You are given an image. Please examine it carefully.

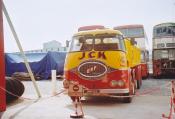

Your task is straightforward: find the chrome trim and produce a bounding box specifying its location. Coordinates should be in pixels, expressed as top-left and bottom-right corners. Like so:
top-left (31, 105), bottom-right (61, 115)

top-left (116, 68), bottom-right (130, 71)
top-left (99, 88), bottom-right (129, 94)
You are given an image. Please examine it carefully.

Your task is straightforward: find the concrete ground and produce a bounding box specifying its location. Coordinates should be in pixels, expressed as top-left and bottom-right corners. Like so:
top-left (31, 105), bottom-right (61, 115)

top-left (0, 78), bottom-right (173, 119)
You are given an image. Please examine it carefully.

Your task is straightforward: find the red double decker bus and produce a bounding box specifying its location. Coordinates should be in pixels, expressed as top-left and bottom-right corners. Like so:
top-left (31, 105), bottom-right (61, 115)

top-left (114, 25), bottom-right (149, 79)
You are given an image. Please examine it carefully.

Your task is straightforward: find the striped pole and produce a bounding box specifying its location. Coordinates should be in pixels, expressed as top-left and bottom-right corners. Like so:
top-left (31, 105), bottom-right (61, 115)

top-left (2, 1), bottom-right (41, 98)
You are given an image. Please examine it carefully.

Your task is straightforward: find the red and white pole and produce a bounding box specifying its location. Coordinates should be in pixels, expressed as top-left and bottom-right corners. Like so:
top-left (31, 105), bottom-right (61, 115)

top-left (0, 0), bottom-right (6, 112)
top-left (162, 81), bottom-right (175, 119)
top-left (171, 81), bottom-right (175, 114)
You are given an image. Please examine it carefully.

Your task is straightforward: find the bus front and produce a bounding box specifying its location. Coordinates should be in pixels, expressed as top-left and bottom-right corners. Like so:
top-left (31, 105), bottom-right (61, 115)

top-left (64, 29), bottom-right (134, 102)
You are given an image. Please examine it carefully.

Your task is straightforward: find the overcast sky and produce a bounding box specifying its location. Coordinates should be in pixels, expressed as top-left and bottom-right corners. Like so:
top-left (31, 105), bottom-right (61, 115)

top-left (3, 0), bottom-right (175, 52)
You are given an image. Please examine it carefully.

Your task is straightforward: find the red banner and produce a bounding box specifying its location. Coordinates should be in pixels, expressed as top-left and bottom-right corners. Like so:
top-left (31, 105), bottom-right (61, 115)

top-left (0, 0), bottom-right (6, 112)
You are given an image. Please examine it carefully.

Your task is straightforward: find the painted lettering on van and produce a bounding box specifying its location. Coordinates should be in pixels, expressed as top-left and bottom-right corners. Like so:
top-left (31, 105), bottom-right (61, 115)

top-left (79, 51), bottom-right (106, 60)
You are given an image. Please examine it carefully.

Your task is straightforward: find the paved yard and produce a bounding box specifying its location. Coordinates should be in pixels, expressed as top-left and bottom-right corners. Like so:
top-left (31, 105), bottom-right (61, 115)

top-left (0, 78), bottom-right (174, 119)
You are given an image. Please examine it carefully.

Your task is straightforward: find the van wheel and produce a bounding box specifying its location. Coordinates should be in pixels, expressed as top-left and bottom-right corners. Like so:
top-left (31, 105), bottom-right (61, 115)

top-left (154, 75), bottom-right (161, 79)
top-left (123, 82), bottom-right (134, 103)
top-left (134, 80), bottom-right (137, 90)
top-left (132, 81), bottom-right (136, 95)
top-left (123, 97), bottom-right (132, 103)
top-left (137, 80), bottom-right (141, 89)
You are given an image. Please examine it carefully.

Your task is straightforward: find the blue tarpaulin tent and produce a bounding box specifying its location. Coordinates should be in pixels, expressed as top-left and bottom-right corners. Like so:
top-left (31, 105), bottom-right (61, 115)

top-left (5, 52), bottom-right (67, 79)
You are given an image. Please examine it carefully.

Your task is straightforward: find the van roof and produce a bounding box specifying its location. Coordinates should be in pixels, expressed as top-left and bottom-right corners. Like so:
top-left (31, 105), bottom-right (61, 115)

top-left (74, 29), bottom-right (123, 36)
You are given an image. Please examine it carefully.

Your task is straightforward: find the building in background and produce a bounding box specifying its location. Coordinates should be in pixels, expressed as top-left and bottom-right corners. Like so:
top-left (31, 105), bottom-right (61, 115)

top-left (43, 40), bottom-right (65, 52)
top-left (15, 40), bottom-right (68, 53)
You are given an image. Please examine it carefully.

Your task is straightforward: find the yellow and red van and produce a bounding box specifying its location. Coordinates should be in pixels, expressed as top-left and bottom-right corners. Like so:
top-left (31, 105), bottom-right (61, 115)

top-left (63, 26), bottom-right (141, 103)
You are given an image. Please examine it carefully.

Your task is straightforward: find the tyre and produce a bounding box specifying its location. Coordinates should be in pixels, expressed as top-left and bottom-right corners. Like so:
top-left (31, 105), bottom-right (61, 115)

top-left (123, 97), bottom-right (132, 103)
top-left (123, 81), bottom-right (134, 103)
top-left (134, 80), bottom-right (137, 92)
top-left (6, 78), bottom-right (25, 102)
top-left (140, 78), bottom-right (142, 86)
top-left (153, 75), bottom-right (161, 79)
top-left (132, 82), bottom-right (136, 95)
top-left (137, 80), bottom-right (141, 89)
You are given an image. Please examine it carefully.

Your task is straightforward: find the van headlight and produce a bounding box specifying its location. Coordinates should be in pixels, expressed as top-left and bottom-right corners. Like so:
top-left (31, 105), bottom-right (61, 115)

top-left (117, 80), bottom-right (125, 87)
top-left (110, 80), bottom-right (125, 87)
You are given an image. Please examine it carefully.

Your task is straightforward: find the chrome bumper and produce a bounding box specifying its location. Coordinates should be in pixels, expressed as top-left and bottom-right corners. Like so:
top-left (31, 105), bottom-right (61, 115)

top-left (99, 88), bottom-right (130, 94)
top-left (84, 88), bottom-right (130, 95)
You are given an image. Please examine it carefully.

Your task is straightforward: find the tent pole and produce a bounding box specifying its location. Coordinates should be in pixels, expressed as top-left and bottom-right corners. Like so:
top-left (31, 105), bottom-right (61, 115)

top-left (2, 2), bottom-right (41, 98)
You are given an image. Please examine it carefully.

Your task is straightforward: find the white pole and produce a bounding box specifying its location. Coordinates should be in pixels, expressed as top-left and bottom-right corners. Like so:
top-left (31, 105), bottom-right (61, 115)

top-left (51, 70), bottom-right (57, 95)
top-left (2, 2), bottom-right (41, 98)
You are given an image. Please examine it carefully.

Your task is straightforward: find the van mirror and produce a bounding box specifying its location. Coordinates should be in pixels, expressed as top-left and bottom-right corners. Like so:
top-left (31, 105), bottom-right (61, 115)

top-left (130, 38), bottom-right (137, 45)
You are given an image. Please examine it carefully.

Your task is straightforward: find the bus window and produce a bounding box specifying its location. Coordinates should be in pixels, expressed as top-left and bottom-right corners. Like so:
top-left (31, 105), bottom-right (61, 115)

top-left (118, 28), bottom-right (144, 38)
top-left (154, 50), bottom-right (168, 60)
top-left (141, 51), bottom-right (149, 63)
top-left (95, 38), bottom-right (102, 44)
top-left (70, 36), bottom-right (93, 52)
top-left (146, 51), bottom-right (149, 62)
top-left (169, 49), bottom-right (175, 60)
top-left (163, 27), bottom-right (166, 33)
top-left (94, 35), bottom-right (125, 51)
top-left (161, 50), bottom-right (168, 59)
top-left (70, 34), bottom-right (125, 52)
top-left (169, 26), bottom-right (175, 36)
top-left (167, 28), bottom-right (172, 34)
top-left (154, 26), bottom-right (175, 37)
top-left (141, 51), bottom-right (145, 63)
